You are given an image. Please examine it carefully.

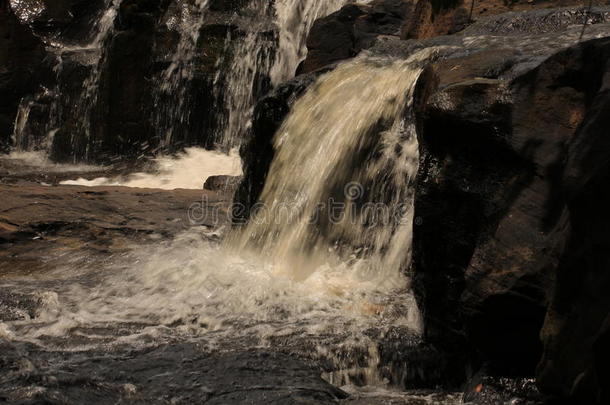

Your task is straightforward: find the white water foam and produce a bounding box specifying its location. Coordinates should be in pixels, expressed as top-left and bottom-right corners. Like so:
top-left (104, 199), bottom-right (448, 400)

top-left (60, 147), bottom-right (242, 190)
top-left (0, 151), bottom-right (101, 173)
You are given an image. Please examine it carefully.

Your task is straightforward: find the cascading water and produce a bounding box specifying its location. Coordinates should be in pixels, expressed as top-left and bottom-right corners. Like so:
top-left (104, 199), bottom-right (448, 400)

top-left (232, 50), bottom-right (434, 287)
top-left (211, 0), bottom-right (275, 150)
top-left (8, 0), bottom-right (350, 159)
top-left (153, 0), bottom-right (210, 148)
top-left (71, 0), bottom-right (123, 159)
top-left (10, 0), bottom-right (123, 160)
top-left (213, 0), bottom-right (349, 149)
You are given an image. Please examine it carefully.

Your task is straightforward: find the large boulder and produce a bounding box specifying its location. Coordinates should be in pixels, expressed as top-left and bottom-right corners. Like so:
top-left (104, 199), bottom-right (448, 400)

top-left (299, 0), bottom-right (413, 74)
top-left (412, 33), bottom-right (610, 402)
top-left (536, 46), bottom-right (610, 404)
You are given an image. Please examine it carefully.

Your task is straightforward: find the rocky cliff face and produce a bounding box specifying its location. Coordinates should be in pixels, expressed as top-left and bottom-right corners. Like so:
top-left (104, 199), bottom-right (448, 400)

top-left (414, 34), bottom-right (610, 401)
top-left (1, 0), bottom-right (268, 162)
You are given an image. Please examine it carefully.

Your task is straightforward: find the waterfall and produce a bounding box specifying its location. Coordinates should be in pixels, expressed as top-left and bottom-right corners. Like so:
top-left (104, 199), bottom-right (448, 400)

top-left (9, 0), bottom-right (352, 159)
top-left (211, 0), bottom-right (275, 150)
top-left (10, 0), bottom-right (123, 160)
top-left (1, 45), bottom-right (439, 389)
top-left (69, 0), bottom-right (123, 159)
top-left (233, 48), bottom-right (436, 287)
top-left (153, 0), bottom-right (210, 148)
top-left (213, 0), bottom-right (349, 149)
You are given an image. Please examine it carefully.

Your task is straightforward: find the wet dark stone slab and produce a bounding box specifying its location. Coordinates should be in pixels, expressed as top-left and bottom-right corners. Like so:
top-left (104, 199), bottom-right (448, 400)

top-left (0, 342), bottom-right (347, 404)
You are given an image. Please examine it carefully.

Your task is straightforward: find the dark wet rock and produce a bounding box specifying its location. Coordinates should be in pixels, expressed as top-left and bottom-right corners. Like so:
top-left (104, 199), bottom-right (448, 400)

top-left (0, 343), bottom-right (347, 404)
top-left (300, 0), bottom-right (413, 74)
top-left (209, 0), bottom-right (253, 12)
top-left (412, 36), bottom-right (610, 403)
top-left (204, 174), bottom-right (243, 193)
top-left (536, 46), bottom-right (610, 404)
top-left (22, 0), bottom-right (106, 41)
top-left (462, 6), bottom-right (610, 36)
top-left (462, 376), bottom-right (542, 404)
top-left (0, 0), bottom-right (47, 153)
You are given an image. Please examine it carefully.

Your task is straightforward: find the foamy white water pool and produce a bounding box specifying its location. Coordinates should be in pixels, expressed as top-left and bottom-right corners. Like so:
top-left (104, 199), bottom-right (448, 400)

top-left (60, 147), bottom-right (242, 190)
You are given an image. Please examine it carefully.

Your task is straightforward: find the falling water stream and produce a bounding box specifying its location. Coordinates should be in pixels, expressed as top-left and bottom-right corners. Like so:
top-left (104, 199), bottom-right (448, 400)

top-left (213, 0), bottom-right (350, 149)
top-left (11, 0), bottom-right (124, 159)
top-left (153, 0), bottom-right (211, 148)
top-left (3, 1), bottom-right (434, 394)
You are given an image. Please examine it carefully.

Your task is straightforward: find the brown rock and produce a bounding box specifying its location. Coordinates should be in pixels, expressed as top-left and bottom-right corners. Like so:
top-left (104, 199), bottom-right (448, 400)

top-left (413, 36), bottom-right (610, 402)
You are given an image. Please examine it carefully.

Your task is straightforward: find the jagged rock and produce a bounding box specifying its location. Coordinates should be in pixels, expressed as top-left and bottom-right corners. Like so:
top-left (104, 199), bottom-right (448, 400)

top-left (413, 36), bottom-right (610, 404)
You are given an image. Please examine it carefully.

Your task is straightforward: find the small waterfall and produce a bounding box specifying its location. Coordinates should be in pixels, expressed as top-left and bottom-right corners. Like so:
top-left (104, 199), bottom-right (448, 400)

top-left (9, 0), bottom-right (352, 159)
top-left (10, 0), bottom-right (123, 160)
top-left (69, 0), bottom-right (123, 159)
top-left (234, 48), bottom-right (437, 287)
top-left (11, 98), bottom-right (36, 151)
top-left (213, 0), bottom-right (349, 149)
top-left (153, 0), bottom-right (210, 148)
top-left (212, 0), bottom-right (275, 150)
top-left (2, 37), bottom-right (440, 389)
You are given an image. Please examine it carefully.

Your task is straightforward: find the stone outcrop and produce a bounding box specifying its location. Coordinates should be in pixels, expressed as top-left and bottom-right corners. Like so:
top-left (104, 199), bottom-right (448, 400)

top-left (299, 0), bottom-right (414, 74)
top-left (413, 34), bottom-right (610, 402)
top-left (536, 45), bottom-right (610, 404)
top-left (203, 174), bottom-right (242, 193)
